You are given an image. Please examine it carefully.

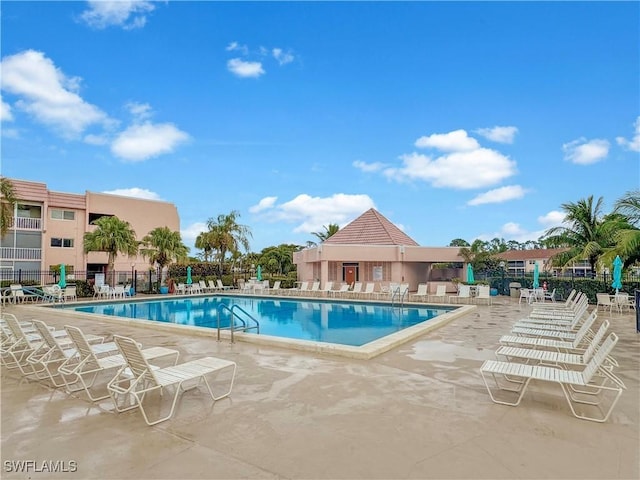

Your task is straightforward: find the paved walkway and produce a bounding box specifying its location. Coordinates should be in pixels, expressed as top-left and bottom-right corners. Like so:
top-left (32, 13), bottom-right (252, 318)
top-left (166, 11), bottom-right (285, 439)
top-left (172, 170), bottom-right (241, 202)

top-left (2, 297), bottom-right (639, 479)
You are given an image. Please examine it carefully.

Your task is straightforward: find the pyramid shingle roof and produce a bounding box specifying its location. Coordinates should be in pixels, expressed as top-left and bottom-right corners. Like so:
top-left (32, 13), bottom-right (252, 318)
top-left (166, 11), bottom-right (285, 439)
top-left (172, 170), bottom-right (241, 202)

top-left (324, 208), bottom-right (419, 246)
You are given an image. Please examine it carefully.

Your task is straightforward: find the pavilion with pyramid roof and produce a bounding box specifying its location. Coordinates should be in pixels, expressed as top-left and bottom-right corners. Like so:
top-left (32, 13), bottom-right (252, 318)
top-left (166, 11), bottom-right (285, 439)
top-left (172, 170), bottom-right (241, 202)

top-left (293, 208), bottom-right (465, 293)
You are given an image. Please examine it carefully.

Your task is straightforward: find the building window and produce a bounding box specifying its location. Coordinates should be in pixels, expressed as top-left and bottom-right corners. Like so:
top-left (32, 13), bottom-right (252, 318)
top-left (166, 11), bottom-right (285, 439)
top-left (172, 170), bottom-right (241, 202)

top-left (50, 238), bottom-right (74, 248)
top-left (16, 203), bottom-right (42, 219)
top-left (88, 213), bottom-right (113, 224)
top-left (51, 209), bottom-right (76, 220)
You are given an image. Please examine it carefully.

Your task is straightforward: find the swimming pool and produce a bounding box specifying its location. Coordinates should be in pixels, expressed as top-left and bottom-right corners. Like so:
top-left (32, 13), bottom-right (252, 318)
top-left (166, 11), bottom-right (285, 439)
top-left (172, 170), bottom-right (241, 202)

top-left (67, 295), bottom-right (457, 347)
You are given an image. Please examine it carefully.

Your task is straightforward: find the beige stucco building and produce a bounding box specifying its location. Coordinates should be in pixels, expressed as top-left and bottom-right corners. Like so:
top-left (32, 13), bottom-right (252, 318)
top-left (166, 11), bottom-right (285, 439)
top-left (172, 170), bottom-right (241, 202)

top-left (1, 178), bottom-right (180, 281)
top-left (293, 209), bottom-right (467, 293)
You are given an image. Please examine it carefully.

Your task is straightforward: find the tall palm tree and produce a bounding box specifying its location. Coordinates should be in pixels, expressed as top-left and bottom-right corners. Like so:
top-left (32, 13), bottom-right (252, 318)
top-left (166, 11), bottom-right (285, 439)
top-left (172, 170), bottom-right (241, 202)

top-left (83, 216), bottom-right (139, 284)
top-left (140, 227), bottom-right (189, 280)
top-left (195, 230), bottom-right (214, 262)
top-left (610, 189), bottom-right (640, 265)
top-left (204, 210), bottom-right (252, 276)
top-left (311, 223), bottom-right (339, 244)
top-left (0, 177), bottom-right (17, 237)
top-left (541, 195), bottom-right (621, 274)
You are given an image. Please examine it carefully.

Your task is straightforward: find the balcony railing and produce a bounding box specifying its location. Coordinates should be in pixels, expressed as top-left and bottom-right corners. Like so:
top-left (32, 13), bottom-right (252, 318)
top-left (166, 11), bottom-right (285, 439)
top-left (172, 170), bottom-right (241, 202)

top-left (0, 247), bottom-right (42, 260)
top-left (10, 217), bottom-right (43, 231)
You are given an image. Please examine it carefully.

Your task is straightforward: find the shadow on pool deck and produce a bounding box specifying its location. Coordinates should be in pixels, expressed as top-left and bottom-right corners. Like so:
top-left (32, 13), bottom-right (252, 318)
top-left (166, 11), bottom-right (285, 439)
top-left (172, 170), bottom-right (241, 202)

top-left (2, 297), bottom-right (639, 479)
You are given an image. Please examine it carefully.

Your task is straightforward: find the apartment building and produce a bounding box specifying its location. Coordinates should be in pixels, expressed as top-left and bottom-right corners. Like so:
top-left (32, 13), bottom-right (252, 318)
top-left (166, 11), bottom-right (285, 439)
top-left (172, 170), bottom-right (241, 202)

top-left (1, 178), bottom-right (180, 280)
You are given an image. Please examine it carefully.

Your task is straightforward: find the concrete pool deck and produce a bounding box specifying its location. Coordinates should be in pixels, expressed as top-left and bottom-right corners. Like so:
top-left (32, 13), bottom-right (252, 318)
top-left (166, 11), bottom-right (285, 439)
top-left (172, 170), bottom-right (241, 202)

top-left (2, 296), bottom-right (639, 479)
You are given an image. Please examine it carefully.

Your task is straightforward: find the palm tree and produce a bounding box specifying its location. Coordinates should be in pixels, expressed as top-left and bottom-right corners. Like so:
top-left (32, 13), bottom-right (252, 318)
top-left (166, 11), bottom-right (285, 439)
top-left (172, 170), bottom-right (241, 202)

top-left (195, 230), bottom-right (214, 262)
top-left (83, 216), bottom-right (139, 284)
top-left (0, 177), bottom-right (17, 237)
top-left (610, 189), bottom-right (640, 265)
top-left (311, 223), bottom-right (339, 244)
top-left (541, 195), bottom-right (622, 274)
top-left (204, 210), bottom-right (252, 276)
top-left (140, 227), bottom-right (189, 285)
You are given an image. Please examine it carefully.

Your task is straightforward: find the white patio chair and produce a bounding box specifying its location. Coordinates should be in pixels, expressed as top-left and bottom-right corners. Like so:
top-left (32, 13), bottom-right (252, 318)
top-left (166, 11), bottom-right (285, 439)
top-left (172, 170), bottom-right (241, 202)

top-left (63, 286), bottom-right (77, 302)
top-left (319, 281), bottom-right (334, 297)
top-left (596, 293), bottom-right (615, 313)
top-left (59, 326), bottom-right (180, 403)
top-left (410, 283), bottom-right (428, 302)
top-left (475, 285), bottom-right (492, 305)
top-left (449, 284), bottom-right (471, 304)
top-left (331, 283), bottom-right (350, 298)
top-left (518, 288), bottom-right (532, 304)
top-left (26, 319), bottom-right (111, 387)
top-left (107, 335), bottom-right (236, 425)
top-left (481, 332), bottom-right (624, 423)
top-left (427, 284), bottom-right (447, 303)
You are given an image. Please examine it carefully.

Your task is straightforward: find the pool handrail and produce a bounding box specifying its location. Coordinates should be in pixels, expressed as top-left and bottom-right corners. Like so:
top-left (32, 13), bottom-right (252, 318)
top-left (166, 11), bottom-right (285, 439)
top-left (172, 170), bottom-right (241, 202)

top-left (216, 303), bottom-right (260, 343)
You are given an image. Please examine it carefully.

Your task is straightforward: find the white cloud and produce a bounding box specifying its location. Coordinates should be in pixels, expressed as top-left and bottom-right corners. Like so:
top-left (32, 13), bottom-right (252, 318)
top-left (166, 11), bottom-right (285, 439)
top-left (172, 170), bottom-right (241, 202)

top-left (181, 221), bottom-right (208, 246)
top-left (616, 116), bottom-right (640, 152)
top-left (1, 98), bottom-right (13, 122)
top-left (84, 133), bottom-right (109, 145)
top-left (80, 0), bottom-right (155, 30)
top-left (353, 160), bottom-right (386, 173)
top-left (562, 137), bottom-right (610, 165)
top-left (111, 122), bottom-right (190, 161)
top-left (272, 48), bottom-right (294, 65)
top-left (126, 101), bottom-right (153, 121)
top-left (415, 129), bottom-right (480, 152)
top-left (477, 222), bottom-right (545, 244)
top-left (226, 42), bottom-right (249, 55)
top-left (249, 196), bottom-right (278, 213)
top-left (254, 193), bottom-right (376, 234)
top-left (227, 58), bottom-right (265, 78)
top-left (102, 187), bottom-right (162, 200)
top-left (467, 185), bottom-right (527, 206)
top-left (475, 126), bottom-right (518, 144)
top-left (537, 210), bottom-right (565, 228)
top-left (0, 50), bottom-right (109, 138)
top-left (479, 210), bottom-right (566, 244)
top-left (384, 148), bottom-right (516, 189)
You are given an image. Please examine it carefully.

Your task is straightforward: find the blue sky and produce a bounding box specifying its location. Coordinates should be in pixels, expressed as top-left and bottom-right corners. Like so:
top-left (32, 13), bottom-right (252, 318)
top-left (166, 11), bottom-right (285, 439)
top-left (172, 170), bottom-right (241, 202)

top-left (2, 1), bottom-right (639, 255)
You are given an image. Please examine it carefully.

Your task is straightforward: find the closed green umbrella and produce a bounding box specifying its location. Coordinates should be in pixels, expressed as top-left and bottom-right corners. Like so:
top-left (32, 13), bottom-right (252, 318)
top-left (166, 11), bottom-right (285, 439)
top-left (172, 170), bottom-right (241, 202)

top-left (532, 262), bottom-right (539, 289)
top-left (466, 263), bottom-right (474, 284)
top-left (186, 266), bottom-right (192, 285)
top-left (611, 255), bottom-right (623, 293)
top-left (257, 265), bottom-right (262, 282)
top-left (58, 264), bottom-right (66, 288)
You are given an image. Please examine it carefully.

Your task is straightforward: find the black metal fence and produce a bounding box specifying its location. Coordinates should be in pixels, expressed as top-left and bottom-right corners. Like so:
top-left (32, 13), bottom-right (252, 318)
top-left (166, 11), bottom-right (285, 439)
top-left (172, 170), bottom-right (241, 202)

top-left (0, 269), bottom-right (162, 294)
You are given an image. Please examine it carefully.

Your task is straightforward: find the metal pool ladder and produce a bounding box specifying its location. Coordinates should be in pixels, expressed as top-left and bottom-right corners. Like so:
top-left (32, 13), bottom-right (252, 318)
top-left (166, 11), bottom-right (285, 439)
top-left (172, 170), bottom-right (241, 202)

top-left (390, 284), bottom-right (408, 310)
top-left (216, 304), bottom-right (260, 343)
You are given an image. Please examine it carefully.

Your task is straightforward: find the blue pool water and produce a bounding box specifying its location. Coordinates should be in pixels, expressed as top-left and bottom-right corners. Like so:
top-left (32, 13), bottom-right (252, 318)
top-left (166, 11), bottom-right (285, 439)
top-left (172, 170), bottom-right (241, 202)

top-left (67, 296), bottom-right (455, 347)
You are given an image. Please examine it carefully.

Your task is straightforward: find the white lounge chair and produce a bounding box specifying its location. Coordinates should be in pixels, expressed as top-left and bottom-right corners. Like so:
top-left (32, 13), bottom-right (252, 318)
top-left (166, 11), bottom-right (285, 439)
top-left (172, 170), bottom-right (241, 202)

top-left (481, 332), bottom-right (624, 422)
top-left (495, 319), bottom-right (617, 371)
top-left (428, 284), bottom-right (447, 303)
top-left (107, 335), bottom-right (236, 425)
top-left (349, 282), bottom-right (363, 299)
top-left (359, 282), bottom-right (375, 299)
top-left (319, 281), bottom-right (334, 297)
top-left (1, 315), bottom-right (69, 375)
top-left (270, 280), bottom-right (282, 294)
top-left (59, 325), bottom-right (180, 403)
top-left (27, 319), bottom-right (113, 387)
top-left (449, 284), bottom-right (471, 304)
top-left (475, 285), bottom-right (492, 305)
top-left (308, 281), bottom-right (320, 296)
top-left (410, 283), bottom-right (428, 302)
top-left (331, 283), bottom-right (350, 298)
